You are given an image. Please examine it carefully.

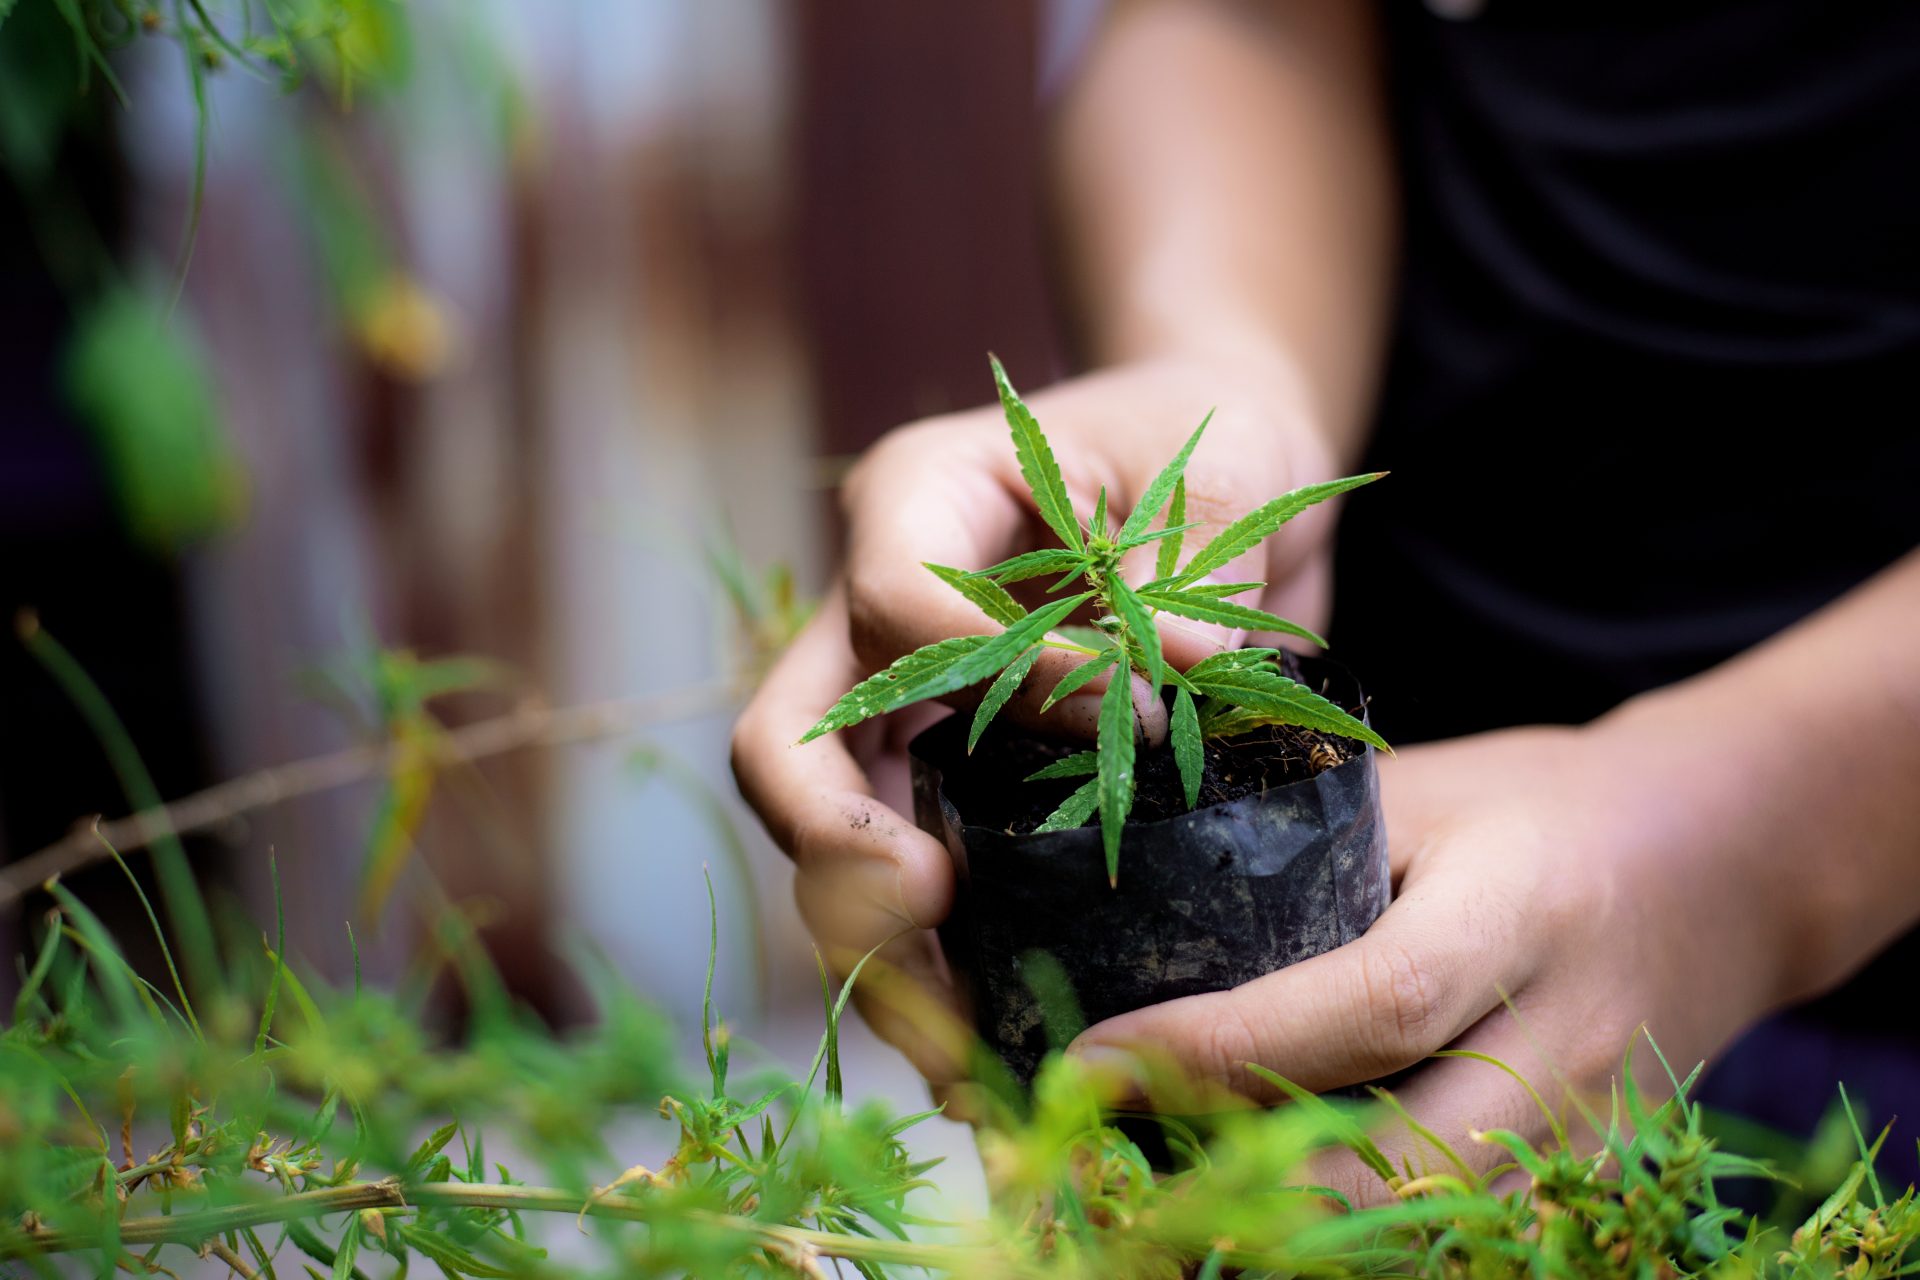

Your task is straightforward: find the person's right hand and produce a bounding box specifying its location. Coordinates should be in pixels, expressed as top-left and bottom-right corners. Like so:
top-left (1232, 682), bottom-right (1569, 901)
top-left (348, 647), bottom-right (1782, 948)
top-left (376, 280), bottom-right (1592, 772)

top-left (730, 355), bottom-right (1352, 1085)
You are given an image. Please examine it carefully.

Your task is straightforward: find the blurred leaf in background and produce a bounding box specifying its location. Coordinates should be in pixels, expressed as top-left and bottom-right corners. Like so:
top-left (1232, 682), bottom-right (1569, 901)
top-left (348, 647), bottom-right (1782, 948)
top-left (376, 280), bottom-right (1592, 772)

top-left (63, 283), bottom-right (247, 552)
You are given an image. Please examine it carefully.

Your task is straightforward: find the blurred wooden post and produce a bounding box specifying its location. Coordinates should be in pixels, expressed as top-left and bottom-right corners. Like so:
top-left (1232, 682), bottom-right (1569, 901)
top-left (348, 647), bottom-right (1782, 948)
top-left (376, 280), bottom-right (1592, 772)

top-left (791, 0), bottom-right (1064, 465)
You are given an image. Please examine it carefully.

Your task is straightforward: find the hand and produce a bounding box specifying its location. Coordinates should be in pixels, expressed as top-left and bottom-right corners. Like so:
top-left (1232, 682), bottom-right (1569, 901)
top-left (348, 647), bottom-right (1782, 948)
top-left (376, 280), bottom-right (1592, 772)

top-left (1069, 713), bottom-right (1819, 1203)
top-left (731, 355), bottom-right (1347, 1083)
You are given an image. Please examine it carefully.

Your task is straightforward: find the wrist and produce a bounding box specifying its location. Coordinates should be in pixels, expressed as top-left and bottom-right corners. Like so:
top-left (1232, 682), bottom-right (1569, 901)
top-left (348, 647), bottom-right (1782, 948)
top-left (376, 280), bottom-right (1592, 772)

top-left (1586, 685), bottom-right (1862, 1011)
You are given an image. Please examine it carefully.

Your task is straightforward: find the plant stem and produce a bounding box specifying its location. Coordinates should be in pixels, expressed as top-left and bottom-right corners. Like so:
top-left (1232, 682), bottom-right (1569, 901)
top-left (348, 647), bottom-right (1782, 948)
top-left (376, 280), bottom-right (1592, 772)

top-left (1, 684), bottom-right (738, 906)
top-left (8, 1179), bottom-right (990, 1273)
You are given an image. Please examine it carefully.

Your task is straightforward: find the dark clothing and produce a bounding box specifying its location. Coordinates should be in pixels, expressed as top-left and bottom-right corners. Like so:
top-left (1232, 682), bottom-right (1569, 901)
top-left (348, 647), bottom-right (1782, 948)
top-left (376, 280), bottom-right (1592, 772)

top-left (1331, 0), bottom-right (1920, 1174)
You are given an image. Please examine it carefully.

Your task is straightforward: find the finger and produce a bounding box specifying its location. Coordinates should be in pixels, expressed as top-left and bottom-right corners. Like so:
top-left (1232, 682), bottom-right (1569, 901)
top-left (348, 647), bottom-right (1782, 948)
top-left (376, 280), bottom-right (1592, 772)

top-left (734, 589), bottom-right (955, 913)
top-left (1298, 1021), bottom-right (1558, 1208)
top-left (1067, 876), bottom-right (1532, 1098)
top-left (843, 420), bottom-right (1167, 741)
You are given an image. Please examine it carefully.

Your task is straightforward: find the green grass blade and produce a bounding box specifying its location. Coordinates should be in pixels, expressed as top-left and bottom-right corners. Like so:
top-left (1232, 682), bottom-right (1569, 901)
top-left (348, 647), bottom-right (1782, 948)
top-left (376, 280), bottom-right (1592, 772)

top-left (702, 867), bottom-right (727, 1098)
top-left (990, 355), bottom-right (1083, 552)
top-left (20, 617), bottom-right (220, 999)
top-left (254, 854), bottom-right (286, 1058)
top-left (12, 916), bottom-right (63, 1025)
top-left (93, 829), bottom-right (201, 1039)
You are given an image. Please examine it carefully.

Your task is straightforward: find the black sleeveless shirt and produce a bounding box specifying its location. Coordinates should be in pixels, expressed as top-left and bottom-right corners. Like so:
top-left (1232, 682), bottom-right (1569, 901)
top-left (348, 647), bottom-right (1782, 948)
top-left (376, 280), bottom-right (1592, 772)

top-left (1329, 0), bottom-right (1920, 1163)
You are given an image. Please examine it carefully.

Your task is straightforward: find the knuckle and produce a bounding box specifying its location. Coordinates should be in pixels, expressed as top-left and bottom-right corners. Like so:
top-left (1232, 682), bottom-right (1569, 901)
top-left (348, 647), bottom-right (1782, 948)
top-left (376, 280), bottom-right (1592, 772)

top-left (843, 570), bottom-right (901, 673)
top-left (1354, 939), bottom-right (1448, 1067)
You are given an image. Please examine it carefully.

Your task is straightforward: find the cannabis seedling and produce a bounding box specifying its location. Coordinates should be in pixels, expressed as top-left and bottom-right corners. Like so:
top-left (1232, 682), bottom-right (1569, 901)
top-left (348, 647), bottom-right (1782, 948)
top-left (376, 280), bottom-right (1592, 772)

top-left (803, 358), bottom-right (1388, 883)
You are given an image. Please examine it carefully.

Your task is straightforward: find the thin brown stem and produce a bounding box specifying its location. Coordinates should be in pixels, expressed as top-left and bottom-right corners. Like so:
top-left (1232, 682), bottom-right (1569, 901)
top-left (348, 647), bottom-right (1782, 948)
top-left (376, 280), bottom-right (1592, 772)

top-left (9, 1179), bottom-right (991, 1273)
top-left (1, 685), bottom-right (736, 907)
top-left (204, 1240), bottom-right (258, 1280)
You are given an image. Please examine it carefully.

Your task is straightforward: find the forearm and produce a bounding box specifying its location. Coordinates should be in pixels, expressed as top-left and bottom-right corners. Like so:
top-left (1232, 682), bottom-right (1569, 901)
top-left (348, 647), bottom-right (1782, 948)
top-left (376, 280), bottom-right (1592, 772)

top-left (1596, 548), bottom-right (1920, 1007)
top-left (1050, 0), bottom-right (1396, 467)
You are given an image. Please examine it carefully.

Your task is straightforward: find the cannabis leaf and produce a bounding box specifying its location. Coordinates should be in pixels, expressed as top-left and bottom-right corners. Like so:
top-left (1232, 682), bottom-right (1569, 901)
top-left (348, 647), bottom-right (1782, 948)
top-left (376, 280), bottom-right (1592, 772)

top-left (969, 645), bottom-right (1040, 751)
top-left (1096, 663), bottom-right (1136, 885)
top-left (1035, 778), bottom-right (1100, 833)
top-left (1171, 472), bottom-right (1386, 585)
top-left (968, 548), bottom-right (1089, 585)
top-left (1136, 589), bottom-right (1327, 648)
top-left (1171, 687), bottom-right (1203, 810)
top-left (1184, 667), bottom-right (1388, 753)
top-left (924, 562), bottom-right (1028, 627)
top-left (813, 359), bottom-right (1389, 882)
top-left (1025, 751), bottom-right (1098, 781)
top-left (1041, 649), bottom-right (1119, 713)
top-left (800, 593), bottom-right (1091, 742)
top-left (1109, 578), bottom-right (1164, 693)
top-left (990, 354), bottom-right (1083, 554)
top-left (1117, 411), bottom-right (1211, 544)
top-left (1155, 476), bottom-right (1188, 580)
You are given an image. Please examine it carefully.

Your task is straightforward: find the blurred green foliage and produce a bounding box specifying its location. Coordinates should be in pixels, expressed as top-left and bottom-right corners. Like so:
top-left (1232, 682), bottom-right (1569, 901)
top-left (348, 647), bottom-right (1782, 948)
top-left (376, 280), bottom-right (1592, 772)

top-left (8, 627), bottom-right (1920, 1278)
top-left (64, 284), bottom-right (247, 550)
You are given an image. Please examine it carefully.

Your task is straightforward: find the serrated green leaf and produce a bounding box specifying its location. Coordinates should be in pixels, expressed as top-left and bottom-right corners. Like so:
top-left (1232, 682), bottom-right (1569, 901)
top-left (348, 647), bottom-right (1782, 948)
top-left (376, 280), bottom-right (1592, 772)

top-left (332, 1216), bottom-right (362, 1280)
top-left (802, 635), bottom-right (990, 742)
top-left (968, 645), bottom-right (1040, 752)
top-left (400, 1227), bottom-right (517, 1280)
top-left (1156, 476), bottom-right (1187, 580)
top-left (1025, 751), bottom-right (1098, 782)
top-left (968, 547), bottom-right (1089, 585)
top-left (1109, 578), bottom-right (1163, 692)
top-left (924, 562), bottom-right (1027, 626)
top-left (1040, 649), bottom-right (1119, 713)
top-left (1034, 777), bottom-right (1100, 833)
top-left (1187, 669), bottom-right (1389, 752)
top-left (1172, 687), bottom-right (1203, 810)
top-left (1119, 411), bottom-right (1211, 543)
top-left (1054, 624), bottom-right (1108, 650)
top-left (1090, 484), bottom-right (1109, 541)
top-left (990, 355), bottom-right (1082, 552)
top-left (1097, 664), bottom-right (1136, 885)
top-left (1186, 648), bottom-right (1283, 683)
top-left (1179, 579), bottom-right (1264, 599)
top-left (800, 593), bottom-right (1090, 742)
top-left (1116, 520), bottom-right (1201, 551)
top-left (1137, 589), bottom-right (1327, 648)
top-left (1175, 472), bottom-right (1386, 584)
top-left (405, 1121), bottom-right (459, 1175)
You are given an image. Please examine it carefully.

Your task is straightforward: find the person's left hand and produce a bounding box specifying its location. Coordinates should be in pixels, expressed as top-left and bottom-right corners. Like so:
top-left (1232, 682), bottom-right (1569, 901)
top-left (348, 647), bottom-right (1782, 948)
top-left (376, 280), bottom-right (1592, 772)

top-left (1068, 712), bottom-right (1815, 1204)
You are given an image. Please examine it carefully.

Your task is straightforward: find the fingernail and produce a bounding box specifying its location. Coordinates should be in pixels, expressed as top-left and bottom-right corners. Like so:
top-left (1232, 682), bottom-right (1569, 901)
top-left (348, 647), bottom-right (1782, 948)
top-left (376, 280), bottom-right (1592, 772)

top-left (1066, 1042), bottom-right (1146, 1104)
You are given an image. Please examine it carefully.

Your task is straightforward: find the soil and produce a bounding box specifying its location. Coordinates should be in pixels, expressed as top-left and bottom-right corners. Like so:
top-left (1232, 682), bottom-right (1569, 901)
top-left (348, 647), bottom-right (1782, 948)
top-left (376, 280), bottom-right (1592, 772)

top-left (943, 656), bottom-right (1367, 835)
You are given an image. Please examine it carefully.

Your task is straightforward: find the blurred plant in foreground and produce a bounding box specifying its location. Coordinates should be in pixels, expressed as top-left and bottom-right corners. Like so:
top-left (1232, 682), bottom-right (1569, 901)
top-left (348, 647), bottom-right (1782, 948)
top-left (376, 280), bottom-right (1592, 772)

top-left (5, 630), bottom-right (1920, 1277)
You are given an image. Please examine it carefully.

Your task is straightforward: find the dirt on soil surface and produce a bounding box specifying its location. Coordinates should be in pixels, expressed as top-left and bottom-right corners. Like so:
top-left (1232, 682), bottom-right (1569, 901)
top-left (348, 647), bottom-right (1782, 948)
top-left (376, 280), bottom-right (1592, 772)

top-left (943, 657), bottom-right (1366, 835)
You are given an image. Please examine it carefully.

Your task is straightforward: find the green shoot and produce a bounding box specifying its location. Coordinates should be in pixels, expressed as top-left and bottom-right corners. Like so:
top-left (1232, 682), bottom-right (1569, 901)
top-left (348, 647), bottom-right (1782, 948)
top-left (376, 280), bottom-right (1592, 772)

top-left (804, 358), bottom-right (1389, 878)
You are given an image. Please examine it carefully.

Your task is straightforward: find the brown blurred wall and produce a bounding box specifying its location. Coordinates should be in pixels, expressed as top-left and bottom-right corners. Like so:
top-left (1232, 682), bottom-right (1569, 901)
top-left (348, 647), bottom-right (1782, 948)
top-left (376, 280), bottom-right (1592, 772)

top-left (792, 0), bottom-right (1066, 463)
